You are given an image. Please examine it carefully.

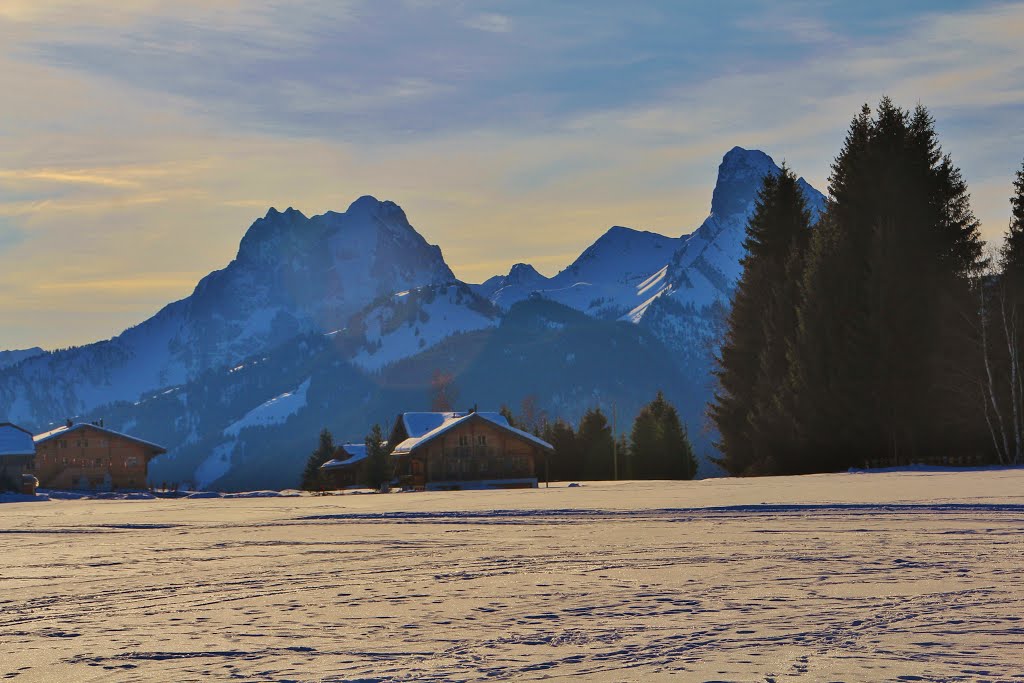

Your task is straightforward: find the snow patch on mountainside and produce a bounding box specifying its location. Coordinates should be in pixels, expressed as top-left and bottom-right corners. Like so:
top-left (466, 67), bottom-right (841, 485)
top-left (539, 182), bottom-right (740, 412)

top-left (194, 442), bottom-right (235, 490)
top-left (352, 284), bottom-right (500, 371)
top-left (223, 377), bottom-right (311, 436)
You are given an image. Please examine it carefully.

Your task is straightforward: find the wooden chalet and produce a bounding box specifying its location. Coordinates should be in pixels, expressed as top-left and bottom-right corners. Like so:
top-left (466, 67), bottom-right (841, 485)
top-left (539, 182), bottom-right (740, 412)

top-left (320, 443), bottom-right (371, 489)
top-left (389, 411), bottom-right (553, 491)
top-left (0, 423), bottom-right (36, 492)
top-left (33, 421), bottom-right (166, 491)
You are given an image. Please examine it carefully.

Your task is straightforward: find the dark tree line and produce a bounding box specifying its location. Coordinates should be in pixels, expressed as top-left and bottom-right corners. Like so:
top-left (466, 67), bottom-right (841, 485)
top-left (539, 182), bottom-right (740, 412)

top-left (540, 393), bottom-right (697, 481)
top-left (711, 97), bottom-right (1022, 475)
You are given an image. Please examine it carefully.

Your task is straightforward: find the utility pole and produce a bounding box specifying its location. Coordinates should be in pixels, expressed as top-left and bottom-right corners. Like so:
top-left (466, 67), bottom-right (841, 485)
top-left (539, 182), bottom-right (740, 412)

top-left (612, 402), bottom-right (618, 481)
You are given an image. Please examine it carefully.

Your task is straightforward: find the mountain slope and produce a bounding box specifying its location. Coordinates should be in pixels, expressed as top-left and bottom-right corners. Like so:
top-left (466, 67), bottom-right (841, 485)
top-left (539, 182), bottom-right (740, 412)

top-left (0, 348), bottom-right (44, 370)
top-left (123, 299), bottom-right (709, 490)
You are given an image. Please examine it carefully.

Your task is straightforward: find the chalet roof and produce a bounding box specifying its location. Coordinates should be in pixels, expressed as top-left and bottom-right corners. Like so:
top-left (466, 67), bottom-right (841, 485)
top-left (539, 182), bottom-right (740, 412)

top-left (400, 412), bottom-right (465, 438)
top-left (321, 443), bottom-right (369, 471)
top-left (392, 411), bottom-right (554, 455)
top-left (33, 423), bottom-right (167, 455)
top-left (0, 423), bottom-right (36, 457)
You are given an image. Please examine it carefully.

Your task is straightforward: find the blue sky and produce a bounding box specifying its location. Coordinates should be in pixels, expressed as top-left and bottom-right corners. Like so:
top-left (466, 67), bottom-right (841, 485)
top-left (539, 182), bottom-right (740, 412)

top-left (1, 1), bottom-right (1023, 349)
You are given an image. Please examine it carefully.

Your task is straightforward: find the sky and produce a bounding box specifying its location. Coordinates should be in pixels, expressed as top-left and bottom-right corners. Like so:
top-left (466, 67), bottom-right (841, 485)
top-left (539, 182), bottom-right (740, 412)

top-left (1, 1), bottom-right (1023, 350)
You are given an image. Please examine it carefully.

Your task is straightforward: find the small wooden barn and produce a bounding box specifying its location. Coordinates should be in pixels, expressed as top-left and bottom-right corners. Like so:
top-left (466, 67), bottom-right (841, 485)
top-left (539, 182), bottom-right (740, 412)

top-left (33, 422), bottom-right (166, 491)
top-left (0, 423), bottom-right (36, 492)
top-left (320, 443), bottom-right (370, 488)
top-left (389, 411), bottom-right (553, 491)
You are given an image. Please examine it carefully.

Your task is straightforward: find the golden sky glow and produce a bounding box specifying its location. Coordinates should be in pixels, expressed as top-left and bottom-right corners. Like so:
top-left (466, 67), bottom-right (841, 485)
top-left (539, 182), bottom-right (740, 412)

top-left (1, 1), bottom-right (1023, 349)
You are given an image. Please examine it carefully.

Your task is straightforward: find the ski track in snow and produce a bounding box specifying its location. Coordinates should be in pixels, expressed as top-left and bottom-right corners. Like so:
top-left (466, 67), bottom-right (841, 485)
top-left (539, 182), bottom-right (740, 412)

top-left (1, 472), bottom-right (1023, 682)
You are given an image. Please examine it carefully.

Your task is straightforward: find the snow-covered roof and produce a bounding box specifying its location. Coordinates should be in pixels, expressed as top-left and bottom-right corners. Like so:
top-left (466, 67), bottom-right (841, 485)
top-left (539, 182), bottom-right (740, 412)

top-left (392, 411), bottom-right (553, 455)
top-left (321, 443), bottom-right (369, 470)
top-left (0, 423), bottom-right (35, 457)
top-left (400, 412), bottom-right (464, 438)
top-left (33, 423), bottom-right (167, 454)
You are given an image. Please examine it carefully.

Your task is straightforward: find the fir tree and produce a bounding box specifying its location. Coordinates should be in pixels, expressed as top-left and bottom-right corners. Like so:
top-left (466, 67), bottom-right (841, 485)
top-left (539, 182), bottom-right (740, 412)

top-left (301, 428), bottom-right (336, 491)
top-left (543, 419), bottom-right (580, 481)
top-left (577, 408), bottom-right (614, 480)
top-left (1003, 159), bottom-right (1024, 294)
top-left (710, 166), bottom-right (812, 475)
top-left (629, 397), bottom-right (661, 478)
top-left (364, 424), bottom-right (390, 491)
top-left (631, 392), bottom-right (697, 479)
top-left (791, 98), bottom-right (987, 470)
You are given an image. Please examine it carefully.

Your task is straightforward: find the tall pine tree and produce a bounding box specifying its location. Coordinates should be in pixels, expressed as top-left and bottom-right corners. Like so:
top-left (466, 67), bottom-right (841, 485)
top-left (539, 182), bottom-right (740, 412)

top-left (577, 408), bottom-right (614, 480)
top-left (631, 391), bottom-right (697, 479)
top-left (710, 166), bottom-right (813, 475)
top-left (301, 429), bottom-right (336, 491)
top-left (1003, 159), bottom-right (1024, 293)
top-left (542, 419), bottom-right (580, 481)
top-left (364, 424), bottom-right (390, 490)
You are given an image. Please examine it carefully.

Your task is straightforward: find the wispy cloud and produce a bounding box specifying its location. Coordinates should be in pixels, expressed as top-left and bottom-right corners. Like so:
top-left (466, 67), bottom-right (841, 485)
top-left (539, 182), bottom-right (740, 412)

top-left (0, 1), bottom-right (1022, 349)
top-left (0, 169), bottom-right (141, 189)
top-left (464, 13), bottom-right (512, 33)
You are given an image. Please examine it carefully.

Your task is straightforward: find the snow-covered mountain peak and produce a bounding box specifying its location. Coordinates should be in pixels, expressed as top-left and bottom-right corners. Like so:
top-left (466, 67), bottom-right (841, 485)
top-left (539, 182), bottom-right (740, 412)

top-left (562, 226), bottom-right (678, 279)
top-left (710, 147), bottom-right (780, 221)
top-left (343, 195), bottom-right (409, 228)
top-left (656, 147), bottom-right (827, 316)
top-left (505, 263), bottom-right (547, 286)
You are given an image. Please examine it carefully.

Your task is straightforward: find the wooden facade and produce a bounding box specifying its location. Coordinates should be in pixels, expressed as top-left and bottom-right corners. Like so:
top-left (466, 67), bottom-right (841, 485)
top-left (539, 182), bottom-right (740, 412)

top-left (32, 423), bottom-right (166, 491)
top-left (390, 412), bottom-right (553, 491)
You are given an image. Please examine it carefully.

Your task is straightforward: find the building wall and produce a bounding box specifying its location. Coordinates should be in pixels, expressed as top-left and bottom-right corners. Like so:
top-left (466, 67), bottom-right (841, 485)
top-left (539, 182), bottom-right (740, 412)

top-left (0, 454), bottom-right (34, 490)
top-left (33, 427), bottom-right (154, 490)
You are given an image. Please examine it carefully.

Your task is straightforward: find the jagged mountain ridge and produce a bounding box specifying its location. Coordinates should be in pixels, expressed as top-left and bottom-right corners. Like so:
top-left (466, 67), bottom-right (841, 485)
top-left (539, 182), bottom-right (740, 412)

top-left (0, 196), bottom-right (455, 427)
top-left (475, 147), bottom-right (826, 324)
top-left (3, 146), bottom-right (827, 488)
top-left (0, 348), bottom-right (44, 370)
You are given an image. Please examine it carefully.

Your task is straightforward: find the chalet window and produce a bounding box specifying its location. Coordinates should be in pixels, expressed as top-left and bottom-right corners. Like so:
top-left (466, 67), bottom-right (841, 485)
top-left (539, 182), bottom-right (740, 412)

top-left (83, 440), bottom-right (89, 447)
top-left (95, 458), bottom-right (102, 467)
top-left (126, 457), bottom-right (139, 467)
top-left (458, 435), bottom-right (469, 447)
top-left (62, 458), bottom-right (68, 466)
top-left (476, 435), bottom-right (487, 446)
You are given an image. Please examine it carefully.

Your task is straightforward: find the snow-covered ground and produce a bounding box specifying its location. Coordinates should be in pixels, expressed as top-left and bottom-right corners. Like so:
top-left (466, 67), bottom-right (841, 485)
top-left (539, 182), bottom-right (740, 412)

top-left (2, 470), bottom-right (1022, 681)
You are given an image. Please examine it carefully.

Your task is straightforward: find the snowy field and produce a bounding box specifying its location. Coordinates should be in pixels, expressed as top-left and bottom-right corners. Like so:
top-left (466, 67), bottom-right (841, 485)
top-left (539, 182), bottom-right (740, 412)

top-left (2, 471), bottom-right (1023, 682)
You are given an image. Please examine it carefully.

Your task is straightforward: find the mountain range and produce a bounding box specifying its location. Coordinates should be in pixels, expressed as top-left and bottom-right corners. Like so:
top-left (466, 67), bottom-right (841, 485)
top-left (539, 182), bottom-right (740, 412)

top-left (0, 147), bottom-right (826, 489)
